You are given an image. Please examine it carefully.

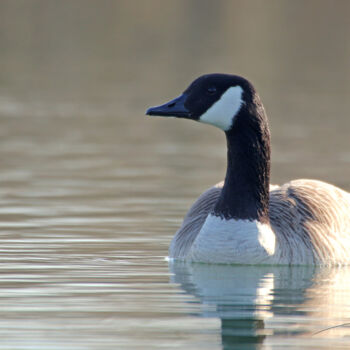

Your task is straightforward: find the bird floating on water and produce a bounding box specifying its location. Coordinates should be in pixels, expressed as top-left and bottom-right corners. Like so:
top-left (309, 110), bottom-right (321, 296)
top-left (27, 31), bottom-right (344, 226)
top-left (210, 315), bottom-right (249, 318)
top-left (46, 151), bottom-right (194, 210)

top-left (146, 74), bottom-right (350, 265)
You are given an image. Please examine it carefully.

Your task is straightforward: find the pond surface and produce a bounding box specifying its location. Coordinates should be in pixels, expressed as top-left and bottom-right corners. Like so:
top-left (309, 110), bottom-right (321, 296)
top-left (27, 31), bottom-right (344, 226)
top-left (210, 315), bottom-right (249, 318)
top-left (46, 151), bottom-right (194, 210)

top-left (0, 1), bottom-right (350, 349)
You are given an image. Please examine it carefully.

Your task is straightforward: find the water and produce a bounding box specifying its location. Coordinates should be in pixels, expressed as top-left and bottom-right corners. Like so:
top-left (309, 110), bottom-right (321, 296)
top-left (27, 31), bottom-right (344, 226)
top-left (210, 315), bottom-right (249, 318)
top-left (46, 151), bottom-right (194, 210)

top-left (0, 1), bottom-right (349, 349)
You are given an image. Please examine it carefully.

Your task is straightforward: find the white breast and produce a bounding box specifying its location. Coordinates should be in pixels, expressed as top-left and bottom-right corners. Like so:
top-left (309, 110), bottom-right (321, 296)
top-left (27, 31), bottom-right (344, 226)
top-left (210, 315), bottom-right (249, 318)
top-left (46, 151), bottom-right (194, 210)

top-left (188, 214), bottom-right (280, 264)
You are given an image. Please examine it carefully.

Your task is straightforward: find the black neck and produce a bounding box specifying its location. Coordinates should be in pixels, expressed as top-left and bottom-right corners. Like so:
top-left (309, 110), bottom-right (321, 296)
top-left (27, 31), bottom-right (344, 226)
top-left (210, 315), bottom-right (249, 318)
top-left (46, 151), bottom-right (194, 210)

top-left (213, 106), bottom-right (271, 223)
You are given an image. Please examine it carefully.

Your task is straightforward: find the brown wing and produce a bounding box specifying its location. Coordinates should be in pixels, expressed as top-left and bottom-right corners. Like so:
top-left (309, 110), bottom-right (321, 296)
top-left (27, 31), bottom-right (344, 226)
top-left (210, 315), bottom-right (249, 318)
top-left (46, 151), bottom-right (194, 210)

top-left (269, 179), bottom-right (350, 264)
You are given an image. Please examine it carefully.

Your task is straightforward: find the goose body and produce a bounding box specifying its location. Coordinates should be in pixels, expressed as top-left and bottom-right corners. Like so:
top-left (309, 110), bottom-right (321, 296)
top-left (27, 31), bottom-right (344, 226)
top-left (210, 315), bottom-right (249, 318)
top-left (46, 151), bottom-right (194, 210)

top-left (146, 74), bottom-right (350, 265)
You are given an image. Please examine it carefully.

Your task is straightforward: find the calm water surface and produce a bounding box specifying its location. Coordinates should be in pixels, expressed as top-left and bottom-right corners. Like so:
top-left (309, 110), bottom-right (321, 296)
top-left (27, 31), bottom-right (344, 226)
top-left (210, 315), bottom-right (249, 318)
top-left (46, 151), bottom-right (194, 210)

top-left (0, 1), bottom-right (350, 349)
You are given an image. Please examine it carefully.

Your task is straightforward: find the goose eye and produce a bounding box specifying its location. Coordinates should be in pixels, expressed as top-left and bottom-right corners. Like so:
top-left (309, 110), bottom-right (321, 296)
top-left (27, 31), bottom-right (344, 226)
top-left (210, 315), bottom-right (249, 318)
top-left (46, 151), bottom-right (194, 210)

top-left (207, 87), bottom-right (217, 95)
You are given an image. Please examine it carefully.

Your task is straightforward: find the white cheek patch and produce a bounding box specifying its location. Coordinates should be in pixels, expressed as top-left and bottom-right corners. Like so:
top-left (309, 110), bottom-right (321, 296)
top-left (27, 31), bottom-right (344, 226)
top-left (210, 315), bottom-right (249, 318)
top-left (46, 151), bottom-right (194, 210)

top-left (199, 86), bottom-right (243, 131)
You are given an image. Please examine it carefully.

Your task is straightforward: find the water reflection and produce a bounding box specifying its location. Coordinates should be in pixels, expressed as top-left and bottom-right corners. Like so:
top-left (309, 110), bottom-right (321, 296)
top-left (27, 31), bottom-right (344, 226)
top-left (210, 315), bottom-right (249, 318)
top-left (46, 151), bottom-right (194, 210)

top-left (170, 262), bottom-right (350, 349)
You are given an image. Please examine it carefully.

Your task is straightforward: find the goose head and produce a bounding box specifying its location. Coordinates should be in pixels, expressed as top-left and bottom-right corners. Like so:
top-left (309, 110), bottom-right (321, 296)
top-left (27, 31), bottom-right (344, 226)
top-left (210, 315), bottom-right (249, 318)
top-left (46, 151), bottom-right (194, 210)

top-left (146, 73), bottom-right (264, 132)
top-left (146, 74), bottom-right (271, 223)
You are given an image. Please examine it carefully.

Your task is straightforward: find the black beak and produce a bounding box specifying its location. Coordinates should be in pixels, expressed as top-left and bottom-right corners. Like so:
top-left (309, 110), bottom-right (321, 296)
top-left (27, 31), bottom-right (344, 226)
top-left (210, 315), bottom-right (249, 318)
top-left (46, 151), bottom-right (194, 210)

top-left (146, 94), bottom-right (191, 118)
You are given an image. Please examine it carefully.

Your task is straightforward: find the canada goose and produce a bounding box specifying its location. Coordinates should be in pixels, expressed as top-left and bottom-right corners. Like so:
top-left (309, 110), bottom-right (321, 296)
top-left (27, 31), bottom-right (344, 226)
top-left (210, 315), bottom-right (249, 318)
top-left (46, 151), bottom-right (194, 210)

top-left (146, 74), bottom-right (350, 265)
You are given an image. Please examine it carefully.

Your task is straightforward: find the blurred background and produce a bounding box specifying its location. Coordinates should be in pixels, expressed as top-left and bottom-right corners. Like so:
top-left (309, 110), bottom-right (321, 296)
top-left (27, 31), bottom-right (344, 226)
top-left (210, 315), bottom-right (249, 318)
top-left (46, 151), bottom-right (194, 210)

top-left (0, 1), bottom-right (349, 349)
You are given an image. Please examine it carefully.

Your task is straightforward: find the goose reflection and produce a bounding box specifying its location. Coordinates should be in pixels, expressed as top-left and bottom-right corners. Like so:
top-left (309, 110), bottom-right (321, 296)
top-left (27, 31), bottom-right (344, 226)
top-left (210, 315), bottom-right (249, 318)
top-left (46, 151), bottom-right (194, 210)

top-left (169, 261), bottom-right (350, 349)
